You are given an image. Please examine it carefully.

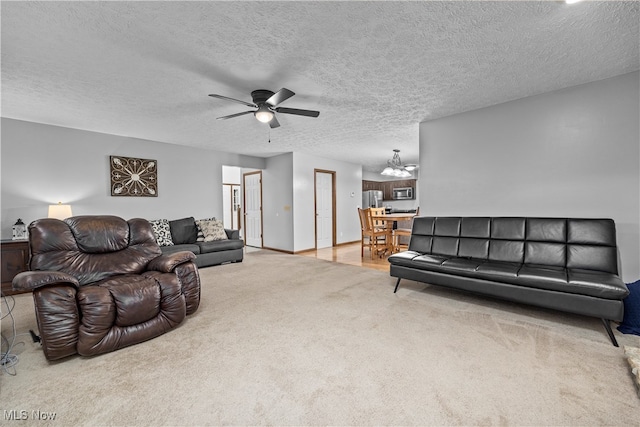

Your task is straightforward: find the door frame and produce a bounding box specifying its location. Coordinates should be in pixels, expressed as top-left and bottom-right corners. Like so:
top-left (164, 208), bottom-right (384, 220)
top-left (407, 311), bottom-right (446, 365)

top-left (243, 170), bottom-right (263, 248)
top-left (314, 169), bottom-right (336, 249)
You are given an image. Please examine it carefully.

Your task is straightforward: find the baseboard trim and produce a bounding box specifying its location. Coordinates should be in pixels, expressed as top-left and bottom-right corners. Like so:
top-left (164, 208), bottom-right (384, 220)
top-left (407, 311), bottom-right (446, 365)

top-left (336, 240), bottom-right (360, 246)
top-left (262, 246), bottom-right (294, 254)
top-left (294, 240), bottom-right (360, 254)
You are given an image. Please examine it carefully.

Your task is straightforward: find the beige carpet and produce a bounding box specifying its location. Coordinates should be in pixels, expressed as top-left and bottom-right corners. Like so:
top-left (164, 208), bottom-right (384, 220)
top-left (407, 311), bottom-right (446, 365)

top-left (1, 250), bottom-right (639, 426)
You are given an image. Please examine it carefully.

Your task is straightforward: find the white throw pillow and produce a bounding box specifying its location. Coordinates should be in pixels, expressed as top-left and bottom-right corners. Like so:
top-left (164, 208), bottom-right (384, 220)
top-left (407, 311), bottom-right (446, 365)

top-left (195, 217), bottom-right (216, 242)
top-left (149, 219), bottom-right (174, 246)
top-left (196, 219), bottom-right (228, 242)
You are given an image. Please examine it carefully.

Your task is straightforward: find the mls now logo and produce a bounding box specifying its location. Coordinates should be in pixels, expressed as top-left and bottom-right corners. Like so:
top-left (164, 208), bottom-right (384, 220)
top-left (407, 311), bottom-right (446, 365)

top-left (3, 410), bottom-right (28, 420)
top-left (4, 410), bottom-right (57, 421)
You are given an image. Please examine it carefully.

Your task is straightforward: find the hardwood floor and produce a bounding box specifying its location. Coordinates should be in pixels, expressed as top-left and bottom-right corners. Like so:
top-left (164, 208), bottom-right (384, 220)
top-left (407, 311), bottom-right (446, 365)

top-left (297, 242), bottom-right (391, 272)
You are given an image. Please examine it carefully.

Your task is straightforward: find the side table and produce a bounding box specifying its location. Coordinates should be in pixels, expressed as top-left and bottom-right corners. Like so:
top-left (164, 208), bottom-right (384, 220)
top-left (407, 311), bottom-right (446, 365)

top-left (1, 239), bottom-right (30, 296)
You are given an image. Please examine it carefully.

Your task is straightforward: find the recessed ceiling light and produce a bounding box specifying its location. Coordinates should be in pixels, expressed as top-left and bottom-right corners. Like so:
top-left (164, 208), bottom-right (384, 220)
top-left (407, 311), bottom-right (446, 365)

top-left (565, 0), bottom-right (583, 4)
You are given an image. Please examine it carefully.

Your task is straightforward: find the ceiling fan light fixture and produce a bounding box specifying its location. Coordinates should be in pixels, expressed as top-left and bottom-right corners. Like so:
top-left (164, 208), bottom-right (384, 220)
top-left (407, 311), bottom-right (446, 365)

top-left (254, 105), bottom-right (274, 123)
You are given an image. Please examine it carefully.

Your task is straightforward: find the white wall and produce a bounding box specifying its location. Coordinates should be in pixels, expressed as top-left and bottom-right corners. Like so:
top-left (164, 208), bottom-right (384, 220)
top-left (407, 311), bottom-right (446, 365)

top-left (292, 152), bottom-right (362, 252)
top-left (0, 118), bottom-right (265, 237)
top-left (419, 72), bottom-right (640, 282)
top-left (262, 153), bottom-right (294, 251)
top-left (222, 165), bottom-right (242, 185)
top-left (260, 152), bottom-right (362, 252)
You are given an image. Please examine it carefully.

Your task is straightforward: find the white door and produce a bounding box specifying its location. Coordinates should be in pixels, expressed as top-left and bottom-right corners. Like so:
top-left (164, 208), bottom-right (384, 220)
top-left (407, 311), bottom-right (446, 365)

top-left (315, 171), bottom-right (334, 249)
top-left (244, 172), bottom-right (262, 248)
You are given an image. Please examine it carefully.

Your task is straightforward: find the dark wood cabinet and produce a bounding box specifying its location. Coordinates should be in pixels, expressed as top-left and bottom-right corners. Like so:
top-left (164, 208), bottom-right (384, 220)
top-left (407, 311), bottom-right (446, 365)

top-left (1, 240), bottom-right (30, 296)
top-left (363, 179), bottom-right (417, 201)
top-left (362, 180), bottom-right (380, 191)
top-left (382, 181), bottom-right (394, 201)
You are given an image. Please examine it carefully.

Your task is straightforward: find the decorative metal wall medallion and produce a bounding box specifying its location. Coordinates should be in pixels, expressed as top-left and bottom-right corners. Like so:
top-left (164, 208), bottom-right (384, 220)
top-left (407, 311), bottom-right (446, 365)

top-left (110, 156), bottom-right (158, 197)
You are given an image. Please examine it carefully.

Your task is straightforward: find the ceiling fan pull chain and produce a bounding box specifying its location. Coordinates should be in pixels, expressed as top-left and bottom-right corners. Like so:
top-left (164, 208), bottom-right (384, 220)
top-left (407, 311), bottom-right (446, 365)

top-left (268, 127), bottom-right (271, 144)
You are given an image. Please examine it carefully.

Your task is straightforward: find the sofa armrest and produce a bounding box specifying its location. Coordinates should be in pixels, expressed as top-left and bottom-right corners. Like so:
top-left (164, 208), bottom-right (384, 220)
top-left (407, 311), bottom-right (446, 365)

top-left (13, 271), bottom-right (80, 292)
top-left (225, 229), bottom-right (240, 240)
top-left (148, 251), bottom-right (196, 273)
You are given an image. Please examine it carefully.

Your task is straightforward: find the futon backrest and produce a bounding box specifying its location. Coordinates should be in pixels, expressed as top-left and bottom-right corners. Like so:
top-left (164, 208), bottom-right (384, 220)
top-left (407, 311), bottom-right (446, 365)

top-left (408, 217), bottom-right (618, 274)
top-left (28, 215), bottom-right (162, 285)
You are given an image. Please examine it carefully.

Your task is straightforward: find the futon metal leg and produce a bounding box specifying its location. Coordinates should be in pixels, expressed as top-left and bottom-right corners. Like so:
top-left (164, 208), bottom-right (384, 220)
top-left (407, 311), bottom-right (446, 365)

top-left (601, 318), bottom-right (619, 347)
top-left (393, 278), bottom-right (401, 293)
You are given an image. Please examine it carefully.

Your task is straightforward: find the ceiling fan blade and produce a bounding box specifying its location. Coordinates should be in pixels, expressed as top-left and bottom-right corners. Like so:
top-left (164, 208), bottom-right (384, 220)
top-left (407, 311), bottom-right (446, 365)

top-left (216, 110), bottom-right (254, 120)
top-left (275, 107), bottom-right (320, 118)
top-left (265, 88), bottom-right (295, 107)
top-left (269, 115), bottom-right (280, 129)
top-left (209, 94), bottom-right (257, 108)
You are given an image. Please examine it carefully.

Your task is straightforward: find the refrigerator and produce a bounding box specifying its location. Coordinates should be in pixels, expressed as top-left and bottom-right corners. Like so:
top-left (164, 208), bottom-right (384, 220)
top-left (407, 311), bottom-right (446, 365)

top-left (362, 190), bottom-right (383, 208)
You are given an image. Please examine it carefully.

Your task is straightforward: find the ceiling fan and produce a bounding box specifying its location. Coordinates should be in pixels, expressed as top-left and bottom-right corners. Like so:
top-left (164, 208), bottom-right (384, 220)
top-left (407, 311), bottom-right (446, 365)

top-left (208, 88), bottom-right (320, 129)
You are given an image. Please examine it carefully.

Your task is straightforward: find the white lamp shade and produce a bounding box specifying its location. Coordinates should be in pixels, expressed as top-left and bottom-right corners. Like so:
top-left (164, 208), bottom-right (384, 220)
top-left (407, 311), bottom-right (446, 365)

top-left (48, 203), bottom-right (73, 220)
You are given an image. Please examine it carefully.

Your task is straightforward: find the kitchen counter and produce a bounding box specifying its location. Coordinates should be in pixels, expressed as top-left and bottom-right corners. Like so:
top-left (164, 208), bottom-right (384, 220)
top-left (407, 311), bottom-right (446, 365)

top-left (385, 208), bottom-right (418, 214)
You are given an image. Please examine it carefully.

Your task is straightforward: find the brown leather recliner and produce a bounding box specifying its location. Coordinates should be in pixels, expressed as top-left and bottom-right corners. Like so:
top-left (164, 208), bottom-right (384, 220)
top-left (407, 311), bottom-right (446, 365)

top-left (12, 215), bottom-right (201, 361)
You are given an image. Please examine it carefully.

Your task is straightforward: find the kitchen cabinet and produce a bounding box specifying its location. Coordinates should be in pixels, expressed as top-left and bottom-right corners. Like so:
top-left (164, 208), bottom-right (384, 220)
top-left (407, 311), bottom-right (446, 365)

top-left (362, 179), bottom-right (416, 200)
top-left (362, 180), bottom-right (381, 192)
top-left (382, 182), bottom-right (394, 200)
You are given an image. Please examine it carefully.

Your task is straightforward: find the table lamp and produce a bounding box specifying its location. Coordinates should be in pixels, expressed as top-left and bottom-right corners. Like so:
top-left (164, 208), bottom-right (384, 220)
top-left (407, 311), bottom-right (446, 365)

top-left (48, 202), bottom-right (73, 220)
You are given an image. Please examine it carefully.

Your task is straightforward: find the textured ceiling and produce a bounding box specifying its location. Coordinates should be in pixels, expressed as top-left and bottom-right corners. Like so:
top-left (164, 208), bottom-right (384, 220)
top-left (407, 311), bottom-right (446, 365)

top-left (1, 1), bottom-right (638, 172)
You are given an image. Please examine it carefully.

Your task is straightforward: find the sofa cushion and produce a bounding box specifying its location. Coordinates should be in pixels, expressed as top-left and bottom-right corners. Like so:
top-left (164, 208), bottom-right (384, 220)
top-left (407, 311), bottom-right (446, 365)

top-left (408, 235), bottom-right (432, 253)
top-left (567, 244), bottom-right (618, 275)
top-left (149, 219), bottom-right (174, 247)
top-left (527, 218), bottom-right (566, 242)
top-left (567, 269), bottom-right (629, 299)
top-left (196, 219), bottom-right (228, 242)
top-left (160, 244), bottom-right (201, 255)
top-left (475, 261), bottom-right (521, 280)
top-left (431, 236), bottom-right (458, 256)
top-left (489, 240), bottom-right (524, 263)
top-left (460, 217), bottom-right (491, 238)
top-left (524, 242), bottom-right (566, 267)
top-left (197, 239), bottom-right (244, 253)
top-left (411, 254), bottom-right (449, 271)
top-left (195, 217), bottom-right (216, 242)
top-left (169, 217), bottom-right (198, 244)
top-left (516, 264), bottom-right (567, 288)
top-left (440, 258), bottom-right (484, 278)
top-left (458, 238), bottom-right (489, 259)
top-left (388, 251), bottom-right (422, 267)
top-left (434, 217), bottom-right (461, 237)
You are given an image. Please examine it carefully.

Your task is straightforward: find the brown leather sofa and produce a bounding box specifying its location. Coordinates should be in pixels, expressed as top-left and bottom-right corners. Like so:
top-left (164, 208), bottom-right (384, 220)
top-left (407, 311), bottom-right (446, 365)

top-left (12, 215), bottom-right (201, 361)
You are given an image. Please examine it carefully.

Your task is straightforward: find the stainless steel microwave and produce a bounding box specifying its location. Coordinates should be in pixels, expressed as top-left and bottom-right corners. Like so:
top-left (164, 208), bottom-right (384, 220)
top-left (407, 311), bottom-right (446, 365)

top-left (392, 187), bottom-right (414, 200)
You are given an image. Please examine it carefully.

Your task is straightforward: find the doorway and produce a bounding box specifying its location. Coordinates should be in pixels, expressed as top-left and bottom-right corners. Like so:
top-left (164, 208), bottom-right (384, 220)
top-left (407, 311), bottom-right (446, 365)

top-left (314, 169), bottom-right (336, 249)
top-left (243, 171), bottom-right (263, 248)
top-left (222, 184), bottom-right (242, 235)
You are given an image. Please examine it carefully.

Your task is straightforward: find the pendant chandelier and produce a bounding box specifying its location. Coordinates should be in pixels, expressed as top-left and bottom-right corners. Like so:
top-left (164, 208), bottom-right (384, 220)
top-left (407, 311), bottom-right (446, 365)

top-left (381, 149), bottom-right (416, 178)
